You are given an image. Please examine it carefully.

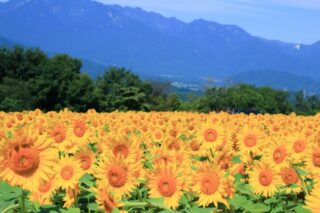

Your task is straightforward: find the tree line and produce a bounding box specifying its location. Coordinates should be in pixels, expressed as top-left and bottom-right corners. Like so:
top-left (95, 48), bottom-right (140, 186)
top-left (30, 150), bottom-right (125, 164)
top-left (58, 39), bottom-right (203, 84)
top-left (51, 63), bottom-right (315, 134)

top-left (1, 46), bottom-right (320, 115)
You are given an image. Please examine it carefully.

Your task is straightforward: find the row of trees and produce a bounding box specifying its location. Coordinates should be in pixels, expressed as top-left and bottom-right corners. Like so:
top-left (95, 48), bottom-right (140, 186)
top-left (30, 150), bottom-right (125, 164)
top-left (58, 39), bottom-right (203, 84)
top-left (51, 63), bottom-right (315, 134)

top-left (185, 85), bottom-right (320, 115)
top-left (1, 47), bottom-right (320, 114)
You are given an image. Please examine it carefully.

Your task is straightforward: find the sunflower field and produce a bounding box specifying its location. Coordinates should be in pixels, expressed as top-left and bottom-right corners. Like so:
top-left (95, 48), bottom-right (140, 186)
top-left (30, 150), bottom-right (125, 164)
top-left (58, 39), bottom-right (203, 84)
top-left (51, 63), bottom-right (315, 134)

top-left (1, 109), bottom-right (320, 212)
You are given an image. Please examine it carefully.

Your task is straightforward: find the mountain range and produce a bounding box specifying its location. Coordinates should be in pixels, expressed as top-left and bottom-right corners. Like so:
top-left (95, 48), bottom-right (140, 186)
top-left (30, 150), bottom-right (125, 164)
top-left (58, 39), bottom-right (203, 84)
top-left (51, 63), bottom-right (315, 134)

top-left (0, 0), bottom-right (320, 92)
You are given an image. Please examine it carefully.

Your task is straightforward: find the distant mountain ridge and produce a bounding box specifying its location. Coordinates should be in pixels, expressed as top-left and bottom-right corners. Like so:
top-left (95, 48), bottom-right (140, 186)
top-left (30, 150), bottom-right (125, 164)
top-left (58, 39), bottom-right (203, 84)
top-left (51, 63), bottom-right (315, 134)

top-left (230, 71), bottom-right (320, 94)
top-left (1, 34), bottom-right (320, 94)
top-left (0, 35), bottom-right (20, 47)
top-left (0, 0), bottom-right (320, 91)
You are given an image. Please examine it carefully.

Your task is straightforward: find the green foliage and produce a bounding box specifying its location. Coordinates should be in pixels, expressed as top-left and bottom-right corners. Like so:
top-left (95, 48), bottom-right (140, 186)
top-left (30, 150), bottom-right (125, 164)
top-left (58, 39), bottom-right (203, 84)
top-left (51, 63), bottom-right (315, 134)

top-left (0, 181), bottom-right (21, 212)
top-left (227, 171), bottom-right (312, 213)
top-left (190, 84), bottom-right (292, 114)
top-left (1, 46), bottom-right (320, 114)
top-left (95, 67), bottom-right (152, 112)
top-left (0, 77), bottom-right (34, 111)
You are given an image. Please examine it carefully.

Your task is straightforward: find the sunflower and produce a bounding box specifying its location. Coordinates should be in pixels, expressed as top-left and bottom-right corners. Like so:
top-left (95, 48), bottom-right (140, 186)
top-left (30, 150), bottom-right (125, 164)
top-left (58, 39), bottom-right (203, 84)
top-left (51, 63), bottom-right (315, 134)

top-left (192, 161), bottom-right (228, 207)
top-left (49, 123), bottom-right (68, 151)
top-left (248, 163), bottom-right (280, 197)
top-left (13, 112), bottom-right (26, 126)
top-left (75, 146), bottom-right (96, 174)
top-left (151, 144), bottom-right (190, 167)
top-left (0, 130), bottom-right (7, 169)
top-left (93, 187), bottom-right (124, 213)
top-left (216, 150), bottom-right (233, 171)
top-left (305, 183), bottom-right (320, 213)
top-left (63, 140), bottom-right (80, 154)
top-left (188, 139), bottom-right (202, 153)
top-left (56, 157), bottom-right (83, 190)
top-left (152, 146), bottom-right (174, 165)
top-left (29, 175), bottom-right (58, 205)
top-left (165, 136), bottom-right (182, 152)
top-left (63, 185), bottom-right (80, 208)
top-left (103, 134), bottom-right (140, 161)
top-left (66, 119), bottom-right (91, 153)
top-left (223, 176), bottom-right (235, 199)
top-left (196, 120), bottom-right (226, 152)
top-left (186, 138), bottom-right (208, 159)
top-left (236, 124), bottom-right (266, 159)
top-left (150, 127), bottom-right (166, 144)
top-left (305, 146), bottom-right (320, 178)
top-left (3, 115), bottom-right (18, 131)
top-left (95, 155), bottom-right (138, 199)
top-left (148, 162), bottom-right (185, 209)
top-left (279, 166), bottom-right (302, 193)
top-left (264, 136), bottom-right (290, 170)
top-left (0, 126), bottom-right (57, 191)
top-left (287, 132), bottom-right (310, 163)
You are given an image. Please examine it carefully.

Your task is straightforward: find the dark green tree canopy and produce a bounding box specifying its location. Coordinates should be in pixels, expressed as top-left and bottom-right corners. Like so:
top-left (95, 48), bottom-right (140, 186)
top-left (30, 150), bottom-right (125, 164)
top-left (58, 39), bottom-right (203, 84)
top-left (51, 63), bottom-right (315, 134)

top-left (95, 67), bottom-right (153, 112)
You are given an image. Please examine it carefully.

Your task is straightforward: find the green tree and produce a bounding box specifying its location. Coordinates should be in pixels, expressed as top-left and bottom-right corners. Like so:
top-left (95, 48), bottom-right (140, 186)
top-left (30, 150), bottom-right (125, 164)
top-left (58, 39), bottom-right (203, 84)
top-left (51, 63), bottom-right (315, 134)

top-left (257, 87), bottom-right (291, 114)
top-left (66, 73), bottom-right (97, 112)
top-left (0, 78), bottom-right (34, 111)
top-left (96, 67), bottom-right (152, 112)
top-left (305, 95), bottom-right (320, 114)
top-left (31, 54), bottom-right (82, 111)
top-left (294, 90), bottom-right (310, 114)
top-left (0, 47), bottom-right (47, 81)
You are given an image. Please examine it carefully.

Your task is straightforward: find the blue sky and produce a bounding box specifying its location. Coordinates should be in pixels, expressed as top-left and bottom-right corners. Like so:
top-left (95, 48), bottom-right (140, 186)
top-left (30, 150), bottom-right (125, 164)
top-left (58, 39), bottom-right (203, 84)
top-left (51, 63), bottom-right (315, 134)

top-left (97, 0), bottom-right (320, 45)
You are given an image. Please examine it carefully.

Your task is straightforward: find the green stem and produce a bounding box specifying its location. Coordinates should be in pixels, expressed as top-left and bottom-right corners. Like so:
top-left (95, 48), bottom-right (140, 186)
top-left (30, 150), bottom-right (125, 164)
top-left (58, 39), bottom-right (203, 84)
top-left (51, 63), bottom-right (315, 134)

top-left (80, 185), bottom-right (92, 193)
top-left (122, 202), bottom-right (148, 207)
top-left (73, 189), bottom-right (79, 208)
top-left (182, 190), bottom-right (192, 208)
top-left (21, 190), bottom-right (26, 213)
top-left (209, 148), bottom-right (215, 160)
top-left (137, 189), bottom-right (143, 202)
top-left (292, 166), bottom-right (309, 195)
top-left (0, 204), bottom-right (20, 213)
top-left (229, 203), bottom-right (235, 213)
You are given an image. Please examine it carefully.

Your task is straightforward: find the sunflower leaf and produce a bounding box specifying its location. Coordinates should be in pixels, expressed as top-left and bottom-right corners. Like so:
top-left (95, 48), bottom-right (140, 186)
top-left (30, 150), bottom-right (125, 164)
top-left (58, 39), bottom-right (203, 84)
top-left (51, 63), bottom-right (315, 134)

top-left (270, 205), bottom-right (283, 213)
top-left (147, 198), bottom-right (174, 212)
top-left (294, 204), bottom-right (311, 213)
top-left (288, 183), bottom-right (299, 189)
top-left (296, 169), bottom-right (308, 176)
top-left (112, 208), bottom-right (121, 213)
top-left (179, 194), bottom-right (189, 206)
top-left (60, 208), bottom-right (81, 213)
top-left (244, 203), bottom-right (270, 213)
top-left (234, 173), bottom-right (243, 182)
top-left (6, 131), bottom-right (13, 138)
top-left (264, 197), bottom-right (278, 204)
top-left (178, 134), bottom-right (188, 141)
top-left (191, 156), bottom-right (209, 161)
top-left (190, 206), bottom-right (216, 213)
top-left (79, 173), bottom-right (95, 187)
top-left (232, 155), bottom-right (242, 163)
top-left (0, 181), bottom-right (21, 201)
top-left (230, 195), bottom-right (251, 209)
top-left (87, 203), bottom-right (99, 211)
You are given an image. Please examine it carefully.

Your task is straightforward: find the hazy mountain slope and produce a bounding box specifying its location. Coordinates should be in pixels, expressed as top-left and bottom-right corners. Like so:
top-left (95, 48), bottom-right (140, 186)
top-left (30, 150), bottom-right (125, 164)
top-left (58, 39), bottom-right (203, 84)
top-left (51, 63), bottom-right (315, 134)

top-left (0, 0), bottom-right (319, 80)
top-left (230, 70), bottom-right (320, 93)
